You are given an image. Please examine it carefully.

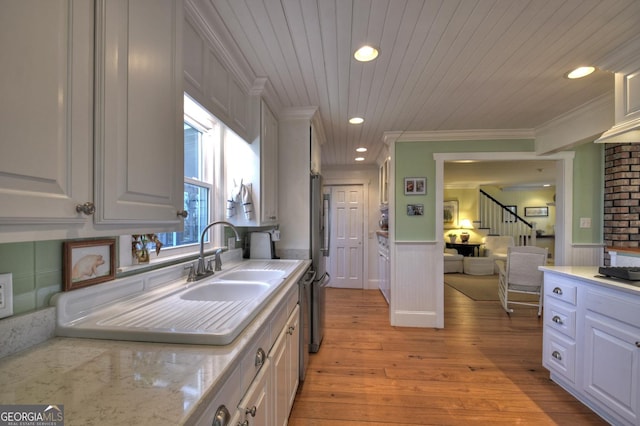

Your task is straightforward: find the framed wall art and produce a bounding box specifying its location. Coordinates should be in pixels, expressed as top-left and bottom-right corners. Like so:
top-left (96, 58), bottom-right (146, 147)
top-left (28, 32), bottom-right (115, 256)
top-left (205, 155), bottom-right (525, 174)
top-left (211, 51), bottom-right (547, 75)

top-left (443, 200), bottom-right (459, 228)
top-left (407, 204), bottom-right (424, 216)
top-left (63, 239), bottom-right (116, 291)
top-left (404, 177), bottom-right (426, 195)
top-left (524, 206), bottom-right (549, 217)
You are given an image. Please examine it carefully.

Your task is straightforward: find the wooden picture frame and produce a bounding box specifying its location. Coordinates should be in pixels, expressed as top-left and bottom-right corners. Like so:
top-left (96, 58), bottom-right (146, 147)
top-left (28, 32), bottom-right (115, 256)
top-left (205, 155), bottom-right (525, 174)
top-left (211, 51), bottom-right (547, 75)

top-left (404, 177), bottom-right (426, 195)
top-left (63, 239), bottom-right (116, 291)
top-left (524, 206), bottom-right (549, 217)
top-left (443, 200), bottom-right (459, 228)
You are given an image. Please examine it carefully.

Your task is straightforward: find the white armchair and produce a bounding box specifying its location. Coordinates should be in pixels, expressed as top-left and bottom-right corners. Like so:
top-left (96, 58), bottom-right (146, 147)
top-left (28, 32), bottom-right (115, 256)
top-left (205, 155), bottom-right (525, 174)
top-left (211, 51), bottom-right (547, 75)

top-left (483, 235), bottom-right (514, 272)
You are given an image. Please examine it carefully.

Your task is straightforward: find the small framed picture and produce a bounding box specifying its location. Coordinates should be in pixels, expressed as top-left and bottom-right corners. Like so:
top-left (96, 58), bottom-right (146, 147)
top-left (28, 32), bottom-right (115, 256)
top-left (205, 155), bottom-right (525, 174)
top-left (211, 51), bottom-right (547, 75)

top-left (63, 239), bottom-right (116, 291)
top-left (443, 200), bottom-right (459, 228)
top-left (404, 177), bottom-right (426, 195)
top-left (524, 206), bottom-right (549, 217)
top-left (407, 204), bottom-right (424, 216)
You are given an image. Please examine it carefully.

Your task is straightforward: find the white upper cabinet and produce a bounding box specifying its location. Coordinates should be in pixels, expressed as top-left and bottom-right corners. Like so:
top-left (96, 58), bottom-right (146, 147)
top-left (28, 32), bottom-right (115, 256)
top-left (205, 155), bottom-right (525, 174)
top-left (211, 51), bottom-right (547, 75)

top-left (182, 13), bottom-right (250, 142)
top-left (94, 0), bottom-right (184, 229)
top-left (260, 100), bottom-right (279, 224)
top-left (0, 1), bottom-right (93, 242)
top-left (0, 0), bottom-right (185, 243)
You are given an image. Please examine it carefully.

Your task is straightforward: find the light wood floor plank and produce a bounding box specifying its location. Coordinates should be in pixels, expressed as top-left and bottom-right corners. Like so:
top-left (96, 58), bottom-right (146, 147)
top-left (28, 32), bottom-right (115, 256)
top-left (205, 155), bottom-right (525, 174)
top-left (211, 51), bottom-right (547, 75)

top-left (289, 284), bottom-right (607, 425)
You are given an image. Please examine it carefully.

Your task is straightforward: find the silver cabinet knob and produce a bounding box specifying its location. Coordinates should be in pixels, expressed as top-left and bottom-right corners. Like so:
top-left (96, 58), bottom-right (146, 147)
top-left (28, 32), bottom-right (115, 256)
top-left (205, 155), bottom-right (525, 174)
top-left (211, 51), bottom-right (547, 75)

top-left (245, 406), bottom-right (257, 417)
top-left (255, 348), bottom-right (266, 367)
top-left (177, 210), bottom-right (188, 218)
top-left (75, 202), bottom-right (95, 215)
top-left (287, 325), bottom-right (295, 335)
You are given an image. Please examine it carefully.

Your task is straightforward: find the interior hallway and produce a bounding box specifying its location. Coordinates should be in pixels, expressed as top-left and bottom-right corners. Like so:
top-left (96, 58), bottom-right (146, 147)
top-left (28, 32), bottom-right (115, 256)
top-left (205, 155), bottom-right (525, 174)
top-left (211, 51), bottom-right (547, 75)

top-left (289, 286), bottom-right (606, 425)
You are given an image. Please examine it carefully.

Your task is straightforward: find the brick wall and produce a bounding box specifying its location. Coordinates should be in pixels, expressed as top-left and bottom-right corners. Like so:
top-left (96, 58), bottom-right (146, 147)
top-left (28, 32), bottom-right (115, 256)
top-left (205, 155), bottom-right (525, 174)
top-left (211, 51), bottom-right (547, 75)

top-left (603, 144), bottom-right (640, 264)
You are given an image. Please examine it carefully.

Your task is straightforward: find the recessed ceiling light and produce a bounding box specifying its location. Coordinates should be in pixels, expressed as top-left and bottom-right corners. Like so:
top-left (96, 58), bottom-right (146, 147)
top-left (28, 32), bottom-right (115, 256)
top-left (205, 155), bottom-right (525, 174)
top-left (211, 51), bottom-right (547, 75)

top-left (354, 45), bottom-right (379, 62)
top-left (355, 157), bottom-right (365, 162)
top-left (356, 147), bottom-right (367, 152)
top-left (566, 66), bottom-right (595, 79)
top-left (349, 117), bottom-right (364, 124)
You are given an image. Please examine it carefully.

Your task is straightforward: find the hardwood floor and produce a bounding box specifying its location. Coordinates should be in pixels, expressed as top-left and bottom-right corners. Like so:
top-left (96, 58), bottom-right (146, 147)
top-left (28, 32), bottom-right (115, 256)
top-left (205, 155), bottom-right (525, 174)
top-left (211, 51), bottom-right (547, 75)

top-left (289, 284), bottom-right (607, 425)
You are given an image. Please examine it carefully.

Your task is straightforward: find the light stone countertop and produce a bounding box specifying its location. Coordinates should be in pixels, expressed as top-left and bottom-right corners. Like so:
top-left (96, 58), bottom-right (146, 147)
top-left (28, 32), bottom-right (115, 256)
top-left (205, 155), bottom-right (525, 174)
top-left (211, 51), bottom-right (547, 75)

top-left (0, 259), bottom-right (311, 426)
top-left (539, 265), bottom-right (640, 296)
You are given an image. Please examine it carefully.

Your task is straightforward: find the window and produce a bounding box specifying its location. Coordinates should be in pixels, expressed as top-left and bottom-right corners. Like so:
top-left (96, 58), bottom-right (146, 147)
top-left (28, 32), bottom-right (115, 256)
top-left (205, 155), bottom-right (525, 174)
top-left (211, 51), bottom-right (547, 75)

top-left (155, 95), bottom-right (222, 255)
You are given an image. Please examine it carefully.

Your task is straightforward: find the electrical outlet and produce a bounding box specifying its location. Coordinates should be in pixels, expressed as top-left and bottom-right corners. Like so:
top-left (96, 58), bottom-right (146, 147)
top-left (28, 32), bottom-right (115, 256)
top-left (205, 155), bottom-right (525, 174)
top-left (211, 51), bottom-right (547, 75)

top-left (0, 273), bottom-right (13, 319)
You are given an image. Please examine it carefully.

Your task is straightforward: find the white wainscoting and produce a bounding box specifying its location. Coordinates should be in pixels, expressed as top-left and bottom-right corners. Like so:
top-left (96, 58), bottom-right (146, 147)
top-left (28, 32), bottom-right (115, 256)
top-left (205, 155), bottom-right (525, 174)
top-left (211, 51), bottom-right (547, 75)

top-left (570, 244), bottom-right (604, 266)
top-left (391, 241), bottom-right (444, 328)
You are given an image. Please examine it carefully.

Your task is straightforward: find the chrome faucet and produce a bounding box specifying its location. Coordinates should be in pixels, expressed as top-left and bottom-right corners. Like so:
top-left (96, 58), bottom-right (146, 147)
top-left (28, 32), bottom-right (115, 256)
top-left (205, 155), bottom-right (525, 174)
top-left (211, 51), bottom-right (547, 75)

top-left (191, 221), bottom-right (241, 281)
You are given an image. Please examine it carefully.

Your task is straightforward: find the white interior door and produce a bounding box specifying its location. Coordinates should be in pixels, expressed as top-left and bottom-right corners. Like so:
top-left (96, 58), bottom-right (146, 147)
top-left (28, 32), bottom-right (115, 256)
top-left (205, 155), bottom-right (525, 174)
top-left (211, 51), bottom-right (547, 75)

top-left (327, 185), bottom-right (364, 289)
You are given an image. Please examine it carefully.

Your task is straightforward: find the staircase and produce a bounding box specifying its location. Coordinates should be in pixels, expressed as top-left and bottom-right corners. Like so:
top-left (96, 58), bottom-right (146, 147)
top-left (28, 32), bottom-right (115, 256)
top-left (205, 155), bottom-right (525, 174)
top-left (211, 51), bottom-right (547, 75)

top-left (478, 189), bottom-right (536, 246)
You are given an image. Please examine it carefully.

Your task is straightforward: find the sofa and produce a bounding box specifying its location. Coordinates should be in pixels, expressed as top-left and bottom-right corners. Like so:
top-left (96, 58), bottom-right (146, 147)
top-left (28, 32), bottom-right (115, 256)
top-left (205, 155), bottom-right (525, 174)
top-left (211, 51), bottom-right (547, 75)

top-left (444, 248), bottom-right (464, 273)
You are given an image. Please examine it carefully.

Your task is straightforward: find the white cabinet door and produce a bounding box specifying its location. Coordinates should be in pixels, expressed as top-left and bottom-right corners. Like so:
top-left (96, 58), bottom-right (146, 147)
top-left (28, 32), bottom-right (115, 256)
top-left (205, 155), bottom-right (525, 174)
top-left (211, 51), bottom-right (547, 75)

top-left (271, 304), bottom-right (300, 426)
top-left (260, 100), bottom-right (278, 224)
top-left (238, 358), bottom-right (271, 426)
top-left (94, 0), bottom-right (184, 230)
top-left (285, 305), bottom-right (301, 411)
top-left (584, 313), bottom-right (640, 425)
top-left (0, 1), bottom-right (93, 238)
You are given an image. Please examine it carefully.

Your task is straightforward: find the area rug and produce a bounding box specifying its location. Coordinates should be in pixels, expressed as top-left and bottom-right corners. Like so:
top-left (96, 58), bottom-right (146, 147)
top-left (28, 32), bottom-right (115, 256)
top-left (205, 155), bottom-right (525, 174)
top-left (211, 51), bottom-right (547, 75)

top-left (444, 273), bottom-right (539, 302)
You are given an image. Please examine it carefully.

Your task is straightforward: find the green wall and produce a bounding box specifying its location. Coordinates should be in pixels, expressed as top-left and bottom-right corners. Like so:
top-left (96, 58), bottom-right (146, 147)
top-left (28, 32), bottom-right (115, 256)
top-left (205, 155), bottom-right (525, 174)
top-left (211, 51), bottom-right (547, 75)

top-left (0, 240), bottom-right (63, 315)
top-left (572, 142), bottom-right (604, 243)
top-left (394, 139), bottom-right (533, 241)
top-left (394, 139), bottom-right (604, 244)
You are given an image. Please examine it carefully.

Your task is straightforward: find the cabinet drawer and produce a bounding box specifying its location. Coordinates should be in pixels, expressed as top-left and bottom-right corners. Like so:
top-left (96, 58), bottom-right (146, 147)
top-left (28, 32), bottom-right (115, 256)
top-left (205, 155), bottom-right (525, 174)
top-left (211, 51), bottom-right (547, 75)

top-left (286, 284), bottom-right (299, 316)
top-left (544, 275), bottom-right (578, 305)
top-left (191, 364), bottom-right (242, 426)
top-left (585, 287), bottom-right (640, 328)
top-left (544, 299), bottom-right (577, 339)
top-left (543, 328), bottom-right (576, 384)
top-left (240, 323), bottom-right (270, 393)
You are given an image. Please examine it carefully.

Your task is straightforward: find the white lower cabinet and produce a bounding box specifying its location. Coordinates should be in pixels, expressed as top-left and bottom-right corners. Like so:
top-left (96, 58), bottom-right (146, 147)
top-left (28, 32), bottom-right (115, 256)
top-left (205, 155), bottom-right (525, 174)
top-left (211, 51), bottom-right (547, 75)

top-left (271, 305), bottom-right (300, 426)
top-left (237, 359), bottom-right (271, 426)
top-left (542, 272), bottom-right (640, 426)
top-left (583, 289), bottom-right (640, 426)
top-left (192, 284), bottom-right (300, 426)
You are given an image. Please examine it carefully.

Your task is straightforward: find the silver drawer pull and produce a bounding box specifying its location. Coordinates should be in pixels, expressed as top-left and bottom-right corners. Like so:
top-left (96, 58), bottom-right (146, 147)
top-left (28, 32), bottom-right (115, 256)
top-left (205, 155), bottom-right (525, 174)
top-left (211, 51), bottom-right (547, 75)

top-left (255, 348), bottom-right (266, 368)
top-left (552, 350), bottom-right (562, 361)
top-left (552, 287), bottom-right (563, 295)
top-left (552, 315), bottom-right (563, 325)
top-left (213, 405), bottom-right (230, 426)
top-left (287, 325), bottom-right (295, 335)
top-left (636, 341), bottom-right (640, 348)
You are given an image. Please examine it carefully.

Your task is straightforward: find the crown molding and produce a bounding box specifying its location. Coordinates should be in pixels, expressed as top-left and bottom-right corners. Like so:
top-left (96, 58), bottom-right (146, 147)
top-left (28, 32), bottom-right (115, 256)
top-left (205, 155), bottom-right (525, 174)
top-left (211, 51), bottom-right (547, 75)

top-left (383, 129), bottom-right (534, 143)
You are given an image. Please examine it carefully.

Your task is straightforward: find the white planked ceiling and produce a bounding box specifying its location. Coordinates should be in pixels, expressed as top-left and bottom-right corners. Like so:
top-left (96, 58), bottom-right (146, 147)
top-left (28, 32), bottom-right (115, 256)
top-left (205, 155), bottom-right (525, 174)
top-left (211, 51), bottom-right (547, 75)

top-left (202, 0), bottom-right (640, 170)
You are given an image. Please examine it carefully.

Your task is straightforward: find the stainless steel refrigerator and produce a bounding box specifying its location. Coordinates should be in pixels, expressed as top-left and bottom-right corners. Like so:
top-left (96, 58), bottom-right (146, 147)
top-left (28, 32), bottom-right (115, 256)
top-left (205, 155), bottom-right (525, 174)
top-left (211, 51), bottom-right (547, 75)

top-left (309, 173), bottom-right (330, 353)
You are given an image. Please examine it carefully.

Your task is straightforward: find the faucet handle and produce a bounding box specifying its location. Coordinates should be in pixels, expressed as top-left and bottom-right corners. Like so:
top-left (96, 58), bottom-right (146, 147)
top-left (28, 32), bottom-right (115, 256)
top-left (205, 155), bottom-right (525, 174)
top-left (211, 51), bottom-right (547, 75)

top-left (206, 258), bottom-right (215, 273)
top-left (184, 263), bottom-right (196, 281)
